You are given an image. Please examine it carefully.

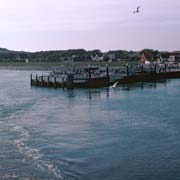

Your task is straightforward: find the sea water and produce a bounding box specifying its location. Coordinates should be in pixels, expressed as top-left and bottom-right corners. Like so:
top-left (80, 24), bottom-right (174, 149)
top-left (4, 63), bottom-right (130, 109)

top-left (0, 70), bottom-right (180, 180)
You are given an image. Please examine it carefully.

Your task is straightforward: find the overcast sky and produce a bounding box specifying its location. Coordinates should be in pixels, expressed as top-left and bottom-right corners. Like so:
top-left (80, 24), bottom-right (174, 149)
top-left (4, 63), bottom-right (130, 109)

top-left (0, 0), bottom-right (179, 52)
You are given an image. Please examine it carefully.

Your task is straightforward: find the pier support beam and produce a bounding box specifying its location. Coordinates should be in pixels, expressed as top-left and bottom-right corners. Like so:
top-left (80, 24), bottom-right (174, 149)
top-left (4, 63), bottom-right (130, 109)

top-left (47, 76), bottom-right (50, 87)
top-left (126, 65), bottom-right (129, 76)
top-left (62, 76), bottom-right (65, 89)
top-left (154, 64), bottom-right (157, 73)
top-left (67, 74), bottom-right (74, 89)
top-left (41, 75), bottom-right (43, 86)
top-left (35, 74), bottom-right (38, 85)
top-left (106, 64), bottom-right (110, 86)
top-left (54, 77), bottom-right (57, 88)
top-left (141, 65), bottom-right (144, 73)
top-left (30, 74), bottom-right (32, 86)
top-left (106, 64), bottom-right (109, 78)
top-left (89, 69), bottom-right (91, 79)
top-left (164, 64), bottom-right (167, 72)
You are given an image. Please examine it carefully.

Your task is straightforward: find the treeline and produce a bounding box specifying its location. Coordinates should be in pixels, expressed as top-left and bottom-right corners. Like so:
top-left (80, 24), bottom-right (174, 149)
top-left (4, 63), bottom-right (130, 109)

top-left (0, 47), bottom-right (175, 63)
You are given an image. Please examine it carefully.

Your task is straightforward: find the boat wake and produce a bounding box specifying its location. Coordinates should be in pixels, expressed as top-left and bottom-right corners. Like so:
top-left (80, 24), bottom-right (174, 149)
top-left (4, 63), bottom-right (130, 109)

top-left (11, 126), bottom-right (63, 180)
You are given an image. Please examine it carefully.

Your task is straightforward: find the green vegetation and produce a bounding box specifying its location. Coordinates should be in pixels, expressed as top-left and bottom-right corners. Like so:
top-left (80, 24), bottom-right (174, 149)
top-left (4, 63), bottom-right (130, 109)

top-left (0, 47), bottom-right (178, 68)
top-left (0, 48), bottom-right (145, 63)
top-left (0, 61), bottom-right (139, 69)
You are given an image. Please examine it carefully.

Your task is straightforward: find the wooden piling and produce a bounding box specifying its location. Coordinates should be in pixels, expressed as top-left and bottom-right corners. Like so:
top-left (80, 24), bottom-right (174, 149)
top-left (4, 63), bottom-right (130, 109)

top-left (141, 65), bottom-right (143, 73)
top-left (154, 64), bottom-right (157, 73)
top-left (106, 64), bottom-right (109, 78)
top-left (41, 75), bottom-right (43, 86)
top-left (35, 74), bottom-right (38, 85)
top-left (164, 64), bottom-right (167, 72)
top-left (89, 69), bottom-right (91, 79)
top-left (62, 76), bottom-right (65, 89)
top-left (126, 65), bottom-right (129, 76)
top-left (54, 77), bottom-right (57, 88)
top-left (30, 74), bottom-right (32, 86)
top-left (67, 74), bottom-right (74, 89)
top-left (47, 76), bottom-right (50, 87)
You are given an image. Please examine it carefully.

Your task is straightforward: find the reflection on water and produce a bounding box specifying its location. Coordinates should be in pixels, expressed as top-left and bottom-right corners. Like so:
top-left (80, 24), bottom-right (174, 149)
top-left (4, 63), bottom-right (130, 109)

top-left (88, 90), bottom-right (102, 100)
top-left (72, 79), bottom-right (169, 100)
top-left (118, 79), bottom-right (168, 91)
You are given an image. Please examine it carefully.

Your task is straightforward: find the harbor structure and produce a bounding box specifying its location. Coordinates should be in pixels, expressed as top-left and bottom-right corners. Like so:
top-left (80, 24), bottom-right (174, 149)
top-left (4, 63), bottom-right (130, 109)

top-left (31, 63), bottom-right (180, 89)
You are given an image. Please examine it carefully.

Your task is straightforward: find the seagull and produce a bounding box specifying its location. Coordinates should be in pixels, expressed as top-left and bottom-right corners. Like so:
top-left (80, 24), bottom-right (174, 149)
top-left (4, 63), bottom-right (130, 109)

top-left (110, 81), bottom-right (119, 88)
top-left (133, 5), bottom-right (141, 13)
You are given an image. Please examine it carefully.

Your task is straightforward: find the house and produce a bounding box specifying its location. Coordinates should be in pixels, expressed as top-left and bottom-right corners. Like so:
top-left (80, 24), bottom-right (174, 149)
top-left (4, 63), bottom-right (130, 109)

top-left (106, 54), bottom-right (115, 61)
top-left (174, 55), bottom-right (180, 62)
top-left (25, 59), bottom-right (29, 63)
top-left (140, 53), bottom-right (151, 64)
top-left (160, 52), bottom-right (180, 63)
top-left (168, 55), bottom-right (175, 62)
top-left (91, 55), bottom-right (103, 61)
top-left (102, 53), bottom-right (116, 62)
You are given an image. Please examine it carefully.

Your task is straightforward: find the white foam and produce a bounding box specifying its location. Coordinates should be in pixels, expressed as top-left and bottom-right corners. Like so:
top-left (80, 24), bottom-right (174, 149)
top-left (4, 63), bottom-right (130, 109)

top-left (0, 174), bottom-right (32, 180)
top-left (12, 125), bottom-right (63, 179)
top-left (12, 126), bottom-right (42, 161)
top-left (38, 160), bottom-right (63, 179)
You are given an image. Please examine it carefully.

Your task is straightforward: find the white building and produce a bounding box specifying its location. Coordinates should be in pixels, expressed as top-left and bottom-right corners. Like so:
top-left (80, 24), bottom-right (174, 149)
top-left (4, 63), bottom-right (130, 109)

top-left (25, 59), bottom-right (29, 63)
top-left (168, 55), bottom-right (175, 62)
top-left (91, 55), bottom-right (103, 61)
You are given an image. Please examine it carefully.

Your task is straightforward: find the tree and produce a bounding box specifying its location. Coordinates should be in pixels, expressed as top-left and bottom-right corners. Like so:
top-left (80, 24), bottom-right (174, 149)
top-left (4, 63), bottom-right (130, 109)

top-left (140, 49), bottom-right (159, 62)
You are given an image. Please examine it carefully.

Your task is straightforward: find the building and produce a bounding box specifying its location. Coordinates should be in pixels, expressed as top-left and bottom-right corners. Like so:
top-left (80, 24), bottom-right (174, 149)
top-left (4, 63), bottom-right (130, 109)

top-left (168, 55), bottom-right (175, 62)
top-left (91, 55), bottom-right (103, 61)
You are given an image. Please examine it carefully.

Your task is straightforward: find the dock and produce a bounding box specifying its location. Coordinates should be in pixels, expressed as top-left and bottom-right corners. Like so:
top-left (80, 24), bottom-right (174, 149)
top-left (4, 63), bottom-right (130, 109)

top-left (30, 64), bottom-right (180, 89)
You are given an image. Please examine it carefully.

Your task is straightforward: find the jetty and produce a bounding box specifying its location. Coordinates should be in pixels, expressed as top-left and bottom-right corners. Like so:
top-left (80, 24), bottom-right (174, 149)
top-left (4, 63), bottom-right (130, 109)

top-left (31, 63), bottom-right (180, 89)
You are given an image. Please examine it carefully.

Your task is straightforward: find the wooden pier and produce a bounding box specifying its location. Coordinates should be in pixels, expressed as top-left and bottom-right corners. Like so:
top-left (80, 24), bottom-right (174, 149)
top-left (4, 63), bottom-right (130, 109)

top-left (31, 66), bottom-right (111, 89)
top-left (31, 64), bottom-right (180, 89)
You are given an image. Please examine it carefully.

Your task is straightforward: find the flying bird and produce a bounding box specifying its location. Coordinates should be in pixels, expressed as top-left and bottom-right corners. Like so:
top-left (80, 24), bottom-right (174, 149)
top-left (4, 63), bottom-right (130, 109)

top-left (133, 5), bottom-right (141, 13)
top-left (110, 81), bottom-right (119, 88)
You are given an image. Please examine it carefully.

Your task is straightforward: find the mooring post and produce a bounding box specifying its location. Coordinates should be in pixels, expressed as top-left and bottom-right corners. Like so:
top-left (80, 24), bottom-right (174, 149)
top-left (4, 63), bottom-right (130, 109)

top-left (164, 64), bottom-right (167, 72)
top-left (141, 64), bottom-right (144, 73)
top-left (35, 74), bottom-right (38, 85)
top-left (126, 65), bottom-right (129, 76)
top-left (67, 73), bottom-right (74, 89)
top-left (41, 75), bottom-right (43, 86)
top-left (54, 76), bottom-right (57, 88)
top-left (47, 76), bottom-right (50, 87)
top-left (30, 74), bottom-right (32, 86)
top-left (154, 64), bottom-right (157, 73)
top-left (106, 64), bottom-right (110, 85)
top-left (106, 64), bottom-right (109, 78)
top-left (62, 76), bottom-right (65, 89)
top-left (89, 68), bottom-right (91, 79)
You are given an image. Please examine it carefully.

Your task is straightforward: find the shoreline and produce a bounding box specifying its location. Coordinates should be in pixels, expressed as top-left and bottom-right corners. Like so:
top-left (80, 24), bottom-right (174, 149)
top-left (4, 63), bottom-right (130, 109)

top-left (0, 66), bottom-right (57, 71)
top-left (0, 61), bottom-right (138, 71)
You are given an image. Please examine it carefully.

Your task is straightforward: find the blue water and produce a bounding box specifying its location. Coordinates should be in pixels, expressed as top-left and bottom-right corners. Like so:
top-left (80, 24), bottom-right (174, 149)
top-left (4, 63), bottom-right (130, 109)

top-left (0, 70), bottom-right (180, 180)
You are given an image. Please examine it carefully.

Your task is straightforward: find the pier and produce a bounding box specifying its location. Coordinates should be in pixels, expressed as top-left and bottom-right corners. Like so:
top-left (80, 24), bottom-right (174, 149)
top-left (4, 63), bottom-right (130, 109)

top-left (31, 64), bottom-right (180, 89)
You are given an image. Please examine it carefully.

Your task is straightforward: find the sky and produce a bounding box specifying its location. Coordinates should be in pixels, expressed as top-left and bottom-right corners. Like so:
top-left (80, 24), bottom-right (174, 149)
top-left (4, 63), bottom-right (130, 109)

top-left (0, 0), bottom-right (179, 52)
